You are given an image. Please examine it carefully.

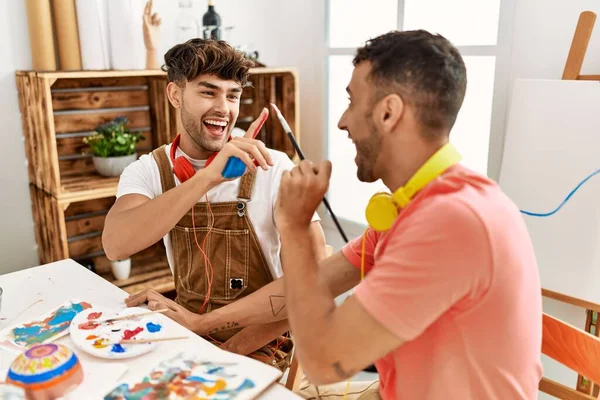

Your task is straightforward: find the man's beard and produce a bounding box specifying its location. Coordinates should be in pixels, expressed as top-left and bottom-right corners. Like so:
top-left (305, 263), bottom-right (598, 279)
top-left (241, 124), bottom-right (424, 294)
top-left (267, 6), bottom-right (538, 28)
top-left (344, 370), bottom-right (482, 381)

top-left (355, 119), bottom-right (381, 182)
top-left (180, 100), bottom-right (230, 153)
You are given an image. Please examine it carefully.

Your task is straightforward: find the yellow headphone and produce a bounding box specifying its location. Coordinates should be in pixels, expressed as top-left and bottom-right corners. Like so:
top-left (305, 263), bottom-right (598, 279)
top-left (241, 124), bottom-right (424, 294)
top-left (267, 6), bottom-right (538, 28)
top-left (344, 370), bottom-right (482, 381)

top-left (365, 142), bottom-right (462, 232)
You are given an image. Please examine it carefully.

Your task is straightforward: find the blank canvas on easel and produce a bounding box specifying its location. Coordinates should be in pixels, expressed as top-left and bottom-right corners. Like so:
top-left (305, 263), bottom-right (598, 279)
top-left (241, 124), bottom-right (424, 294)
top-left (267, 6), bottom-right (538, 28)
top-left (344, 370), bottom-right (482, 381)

top-left (499, 78), bottom-right (600, 306)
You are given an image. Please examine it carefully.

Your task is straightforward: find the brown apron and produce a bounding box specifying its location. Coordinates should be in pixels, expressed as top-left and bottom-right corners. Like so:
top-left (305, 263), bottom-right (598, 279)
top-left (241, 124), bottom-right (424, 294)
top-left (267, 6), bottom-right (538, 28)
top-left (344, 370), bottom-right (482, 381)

top-left (152, 146), bottom-right (293, 371)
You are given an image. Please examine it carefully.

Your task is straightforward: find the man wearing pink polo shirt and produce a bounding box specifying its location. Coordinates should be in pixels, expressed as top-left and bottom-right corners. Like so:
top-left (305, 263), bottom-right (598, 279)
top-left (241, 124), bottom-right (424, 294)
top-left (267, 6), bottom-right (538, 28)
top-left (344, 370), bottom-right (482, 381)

top-left (128, 29), bottom-right (543, 399)
top-left (273, 29), bottom-right (543, 399)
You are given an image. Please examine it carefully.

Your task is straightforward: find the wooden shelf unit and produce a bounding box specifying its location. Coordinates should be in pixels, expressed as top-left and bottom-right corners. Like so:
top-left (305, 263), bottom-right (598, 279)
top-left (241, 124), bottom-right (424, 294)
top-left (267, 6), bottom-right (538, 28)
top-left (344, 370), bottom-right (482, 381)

top-left (16, 70), bottom-right (176, 201)
top-left (18, 68), bottom-right (300, 294)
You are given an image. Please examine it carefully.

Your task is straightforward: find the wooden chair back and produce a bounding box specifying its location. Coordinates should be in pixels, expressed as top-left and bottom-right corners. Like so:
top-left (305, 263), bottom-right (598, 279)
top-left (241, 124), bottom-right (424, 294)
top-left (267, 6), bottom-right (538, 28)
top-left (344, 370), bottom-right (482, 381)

top-left (540, 312), bottom-right (600, 399)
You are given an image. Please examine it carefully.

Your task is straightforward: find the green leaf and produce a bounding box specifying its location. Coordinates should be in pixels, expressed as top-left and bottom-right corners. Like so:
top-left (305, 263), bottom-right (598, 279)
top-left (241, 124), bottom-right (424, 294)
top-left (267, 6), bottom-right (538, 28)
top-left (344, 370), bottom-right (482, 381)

top-left (82, 116), bottom-right (140, 157)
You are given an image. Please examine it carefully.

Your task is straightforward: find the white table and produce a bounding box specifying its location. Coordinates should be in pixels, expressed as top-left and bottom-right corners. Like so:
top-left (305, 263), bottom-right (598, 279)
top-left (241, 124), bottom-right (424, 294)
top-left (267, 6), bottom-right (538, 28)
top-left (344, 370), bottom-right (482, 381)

top-left (0, 259), bottom-right (301, 399)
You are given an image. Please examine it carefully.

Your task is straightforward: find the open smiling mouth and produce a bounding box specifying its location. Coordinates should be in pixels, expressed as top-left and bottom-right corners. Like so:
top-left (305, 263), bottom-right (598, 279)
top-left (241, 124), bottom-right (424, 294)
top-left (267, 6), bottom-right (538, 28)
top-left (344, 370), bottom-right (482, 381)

top-left (203, 119), bottom-right (228, 136)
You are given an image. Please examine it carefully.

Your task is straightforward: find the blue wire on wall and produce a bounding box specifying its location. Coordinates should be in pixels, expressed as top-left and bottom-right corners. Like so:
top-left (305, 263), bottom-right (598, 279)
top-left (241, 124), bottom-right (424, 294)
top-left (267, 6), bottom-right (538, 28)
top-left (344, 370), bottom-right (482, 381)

top-left (520, 168), bottom-right (600, 217)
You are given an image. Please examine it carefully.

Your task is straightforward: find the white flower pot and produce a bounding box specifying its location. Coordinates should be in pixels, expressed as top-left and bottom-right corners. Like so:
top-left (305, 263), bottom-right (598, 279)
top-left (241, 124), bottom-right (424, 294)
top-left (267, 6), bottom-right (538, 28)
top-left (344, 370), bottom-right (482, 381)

top-left (111, 258), bottom-right (131, 280)
top-left (93, 154), bottom-right (137, 177)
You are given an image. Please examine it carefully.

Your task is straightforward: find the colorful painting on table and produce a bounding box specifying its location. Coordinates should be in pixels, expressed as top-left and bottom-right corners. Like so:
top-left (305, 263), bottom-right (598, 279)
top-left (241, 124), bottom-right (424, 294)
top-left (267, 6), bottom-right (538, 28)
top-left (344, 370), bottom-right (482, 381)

top-left (69, 307), bottom-right (165, 359)
top-left (4, 300), bottom-right (92, 347)
top-left (103, 352), bottom-right (275, 400)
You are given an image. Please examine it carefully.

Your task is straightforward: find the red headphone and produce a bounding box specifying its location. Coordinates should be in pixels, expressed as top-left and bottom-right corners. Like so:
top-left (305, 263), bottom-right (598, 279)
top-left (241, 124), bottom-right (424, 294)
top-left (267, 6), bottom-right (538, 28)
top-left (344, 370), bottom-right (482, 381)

top-left (170, 134), bottom-right (195, 183)
top-left (169, 134), bottom-right (225, 183)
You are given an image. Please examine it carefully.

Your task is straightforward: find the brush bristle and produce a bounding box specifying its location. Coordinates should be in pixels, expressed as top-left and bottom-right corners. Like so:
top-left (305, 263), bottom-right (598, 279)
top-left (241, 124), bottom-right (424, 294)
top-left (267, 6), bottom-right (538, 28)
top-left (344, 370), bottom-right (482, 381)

top-left (270, 103), bottom-right (282, 116)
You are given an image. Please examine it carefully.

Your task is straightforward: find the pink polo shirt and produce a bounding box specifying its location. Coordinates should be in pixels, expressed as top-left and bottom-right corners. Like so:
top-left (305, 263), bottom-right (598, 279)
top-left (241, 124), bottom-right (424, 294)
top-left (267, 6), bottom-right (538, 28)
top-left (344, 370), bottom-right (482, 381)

top-left (342, 165), bottom-right (543, 400)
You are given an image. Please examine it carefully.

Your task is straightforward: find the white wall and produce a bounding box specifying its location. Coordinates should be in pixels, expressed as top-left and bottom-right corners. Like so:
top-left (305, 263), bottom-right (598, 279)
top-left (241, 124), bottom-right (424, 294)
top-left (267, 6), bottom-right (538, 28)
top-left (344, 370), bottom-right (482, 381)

top-left (0, 0), bottom-right (325, 274)
top-left (0, 0), bottom-right (37, 274)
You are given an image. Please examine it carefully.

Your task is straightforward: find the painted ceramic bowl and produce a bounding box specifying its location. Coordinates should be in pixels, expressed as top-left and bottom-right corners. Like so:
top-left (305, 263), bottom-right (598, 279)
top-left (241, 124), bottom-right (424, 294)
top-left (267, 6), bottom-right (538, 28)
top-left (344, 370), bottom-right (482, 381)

top-left (6, 343), bottom-right (83, 399)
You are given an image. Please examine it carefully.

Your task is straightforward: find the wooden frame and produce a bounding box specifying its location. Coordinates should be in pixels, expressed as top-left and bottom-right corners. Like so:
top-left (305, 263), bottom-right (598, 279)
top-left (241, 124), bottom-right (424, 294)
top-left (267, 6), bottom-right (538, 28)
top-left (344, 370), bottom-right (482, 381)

top-left (562, 11), bottom-right (598, 81)
top-left (577, 311), bottom-right (600, 396)
top-left (540, 312), bottom-right (600, 399)
top-left (16, 70), bottom-right (177, 201)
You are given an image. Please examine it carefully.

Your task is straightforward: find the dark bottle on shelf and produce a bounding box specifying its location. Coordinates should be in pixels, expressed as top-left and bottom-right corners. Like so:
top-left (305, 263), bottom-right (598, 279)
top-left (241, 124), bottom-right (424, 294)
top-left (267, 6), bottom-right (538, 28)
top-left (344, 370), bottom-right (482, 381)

top-left (202, 0), bottom-right (221, 40)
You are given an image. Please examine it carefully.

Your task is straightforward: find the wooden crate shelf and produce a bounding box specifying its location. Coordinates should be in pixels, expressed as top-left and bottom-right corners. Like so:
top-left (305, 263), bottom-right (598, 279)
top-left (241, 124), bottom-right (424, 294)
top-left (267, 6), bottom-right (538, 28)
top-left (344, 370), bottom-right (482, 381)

top-left (16, 70), bottom-right (177, 201)
top-left (238, 68), bottom-right (300, 160)
top-left (19, 67), bottom-right (299, 294)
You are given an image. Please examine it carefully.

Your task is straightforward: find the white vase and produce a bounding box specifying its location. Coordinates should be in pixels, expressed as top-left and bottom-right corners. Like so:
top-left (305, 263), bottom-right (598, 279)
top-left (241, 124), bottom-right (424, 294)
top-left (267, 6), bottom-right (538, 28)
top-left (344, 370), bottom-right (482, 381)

top-left (93, 154), bottom-right (137, 177)
top-left (111, 258), bottom-right (131, 280)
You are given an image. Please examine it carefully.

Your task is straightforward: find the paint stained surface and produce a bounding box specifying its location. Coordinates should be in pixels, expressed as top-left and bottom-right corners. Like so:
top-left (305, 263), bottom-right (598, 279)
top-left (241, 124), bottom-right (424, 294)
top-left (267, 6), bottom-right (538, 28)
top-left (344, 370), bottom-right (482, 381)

top-left (70, 307), bottom-right (165, 359)
top-left (104, 353), bottom-right (260, 400)
top-left (9, 301), bottom-right (92, 346)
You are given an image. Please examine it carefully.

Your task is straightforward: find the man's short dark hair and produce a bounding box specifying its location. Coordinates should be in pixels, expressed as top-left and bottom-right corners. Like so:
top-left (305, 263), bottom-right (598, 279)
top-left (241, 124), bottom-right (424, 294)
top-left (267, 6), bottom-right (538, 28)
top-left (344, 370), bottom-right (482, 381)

top-left (162, 38), bottom-right (254, 87)
top-left (354, 30), bottom-right (467, 139)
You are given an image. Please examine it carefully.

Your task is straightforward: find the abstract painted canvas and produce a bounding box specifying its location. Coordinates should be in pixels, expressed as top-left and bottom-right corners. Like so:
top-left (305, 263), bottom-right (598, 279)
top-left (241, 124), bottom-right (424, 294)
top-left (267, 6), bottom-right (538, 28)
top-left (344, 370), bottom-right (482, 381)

top-left (104, 352), bottom-right (281, 400)
top-left (3, 300), bottom-right (92, 347)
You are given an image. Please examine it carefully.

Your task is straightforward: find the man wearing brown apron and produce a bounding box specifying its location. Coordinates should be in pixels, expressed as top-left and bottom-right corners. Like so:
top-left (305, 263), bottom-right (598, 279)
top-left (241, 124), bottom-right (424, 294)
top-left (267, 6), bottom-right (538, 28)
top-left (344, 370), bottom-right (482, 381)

top-left (103, 39), bottom-right (326, 371)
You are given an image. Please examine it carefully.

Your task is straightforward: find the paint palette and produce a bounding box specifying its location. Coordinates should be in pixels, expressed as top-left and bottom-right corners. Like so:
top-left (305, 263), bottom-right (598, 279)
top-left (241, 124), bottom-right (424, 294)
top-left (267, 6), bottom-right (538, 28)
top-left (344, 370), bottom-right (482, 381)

top-left (1, 300), bottom-right (92, 347)
top-left (69, 307), bottom-right (165, 360)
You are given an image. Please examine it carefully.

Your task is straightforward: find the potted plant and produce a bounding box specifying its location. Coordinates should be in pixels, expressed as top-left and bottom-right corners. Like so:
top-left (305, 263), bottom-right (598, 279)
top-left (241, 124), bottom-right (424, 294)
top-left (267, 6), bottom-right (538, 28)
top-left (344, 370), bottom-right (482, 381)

top-left (83, 116), bottom-right (143, 177)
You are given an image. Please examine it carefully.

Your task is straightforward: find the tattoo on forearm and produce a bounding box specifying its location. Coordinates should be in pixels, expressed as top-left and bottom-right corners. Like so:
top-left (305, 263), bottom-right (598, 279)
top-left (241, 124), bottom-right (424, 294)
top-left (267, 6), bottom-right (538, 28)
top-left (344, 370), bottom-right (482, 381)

top-left (332, 361), bottom-right (353, 380)
top-left (269, 295), bottom-right (286, 317)
top-left (208, 321), bottom-right (240, 334)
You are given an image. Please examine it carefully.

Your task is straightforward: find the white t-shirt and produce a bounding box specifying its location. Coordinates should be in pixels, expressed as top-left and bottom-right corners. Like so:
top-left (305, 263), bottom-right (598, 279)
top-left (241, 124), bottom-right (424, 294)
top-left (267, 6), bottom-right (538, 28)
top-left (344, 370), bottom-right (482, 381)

top-left (116, 144), bottom-right (319, 278)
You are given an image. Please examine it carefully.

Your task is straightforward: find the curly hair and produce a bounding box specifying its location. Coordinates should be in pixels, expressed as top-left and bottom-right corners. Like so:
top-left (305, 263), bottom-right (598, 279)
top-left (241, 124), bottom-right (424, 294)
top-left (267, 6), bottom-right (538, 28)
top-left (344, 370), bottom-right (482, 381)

top-left (162, 38), bottom-right (254, 87)
top-left (354, 30), bottom-right (467, 138)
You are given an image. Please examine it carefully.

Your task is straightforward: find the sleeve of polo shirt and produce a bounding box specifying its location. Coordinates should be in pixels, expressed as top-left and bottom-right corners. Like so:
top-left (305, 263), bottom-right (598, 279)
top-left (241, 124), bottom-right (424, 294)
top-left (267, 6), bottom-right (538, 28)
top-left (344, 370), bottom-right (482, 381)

top-left (352, 198), bottom-right (493, 342)
top-left (341, 227), bottom-right (381, 275)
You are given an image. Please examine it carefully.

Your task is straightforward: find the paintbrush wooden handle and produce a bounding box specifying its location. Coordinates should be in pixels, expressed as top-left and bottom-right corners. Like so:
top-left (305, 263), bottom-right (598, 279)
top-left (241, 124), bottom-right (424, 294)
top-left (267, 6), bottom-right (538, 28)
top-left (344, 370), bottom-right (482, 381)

top-left (116, 336), bottom-right (189, 345)
top-left (95, 308), bottom-right (169, 324)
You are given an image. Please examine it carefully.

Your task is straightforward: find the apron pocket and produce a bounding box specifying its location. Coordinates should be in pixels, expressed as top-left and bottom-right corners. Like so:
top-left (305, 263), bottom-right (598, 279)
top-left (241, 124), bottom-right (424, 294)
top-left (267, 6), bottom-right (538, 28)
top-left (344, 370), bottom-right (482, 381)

top-left (175, 226), bottom-right (250, 302)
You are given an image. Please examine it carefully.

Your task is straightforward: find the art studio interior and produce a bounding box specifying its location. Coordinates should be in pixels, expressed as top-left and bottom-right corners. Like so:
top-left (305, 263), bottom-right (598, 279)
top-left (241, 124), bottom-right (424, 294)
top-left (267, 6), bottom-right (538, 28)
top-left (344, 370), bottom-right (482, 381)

top-left (1, 0), bottom-right (600, 399)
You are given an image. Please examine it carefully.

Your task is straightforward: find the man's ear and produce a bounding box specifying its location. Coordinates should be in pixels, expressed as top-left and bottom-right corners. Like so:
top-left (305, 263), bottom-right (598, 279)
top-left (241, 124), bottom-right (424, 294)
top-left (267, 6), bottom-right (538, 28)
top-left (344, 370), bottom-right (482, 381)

top-left (374, 94), bottom-right (404, 133)
top-left (166, 82), bottom-right (182, 109)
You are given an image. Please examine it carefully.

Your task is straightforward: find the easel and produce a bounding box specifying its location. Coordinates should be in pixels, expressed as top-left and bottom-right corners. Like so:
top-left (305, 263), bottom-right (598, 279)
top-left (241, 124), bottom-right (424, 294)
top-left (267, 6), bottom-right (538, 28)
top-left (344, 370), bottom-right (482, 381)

top-left (555, 10), bottom-right (600, 398)
top-left (562, 11), bottom-right (598, 80)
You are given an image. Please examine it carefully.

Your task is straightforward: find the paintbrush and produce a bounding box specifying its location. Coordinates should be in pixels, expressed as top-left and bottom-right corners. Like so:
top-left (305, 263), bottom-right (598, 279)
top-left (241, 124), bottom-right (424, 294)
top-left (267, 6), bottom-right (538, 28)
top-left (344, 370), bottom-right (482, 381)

top-left (92, 308), bottom-right (169, 324)
top-left (108, 336), bottom-right (189, 345)
top-left (270, 103), bottom-right (349, 243)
